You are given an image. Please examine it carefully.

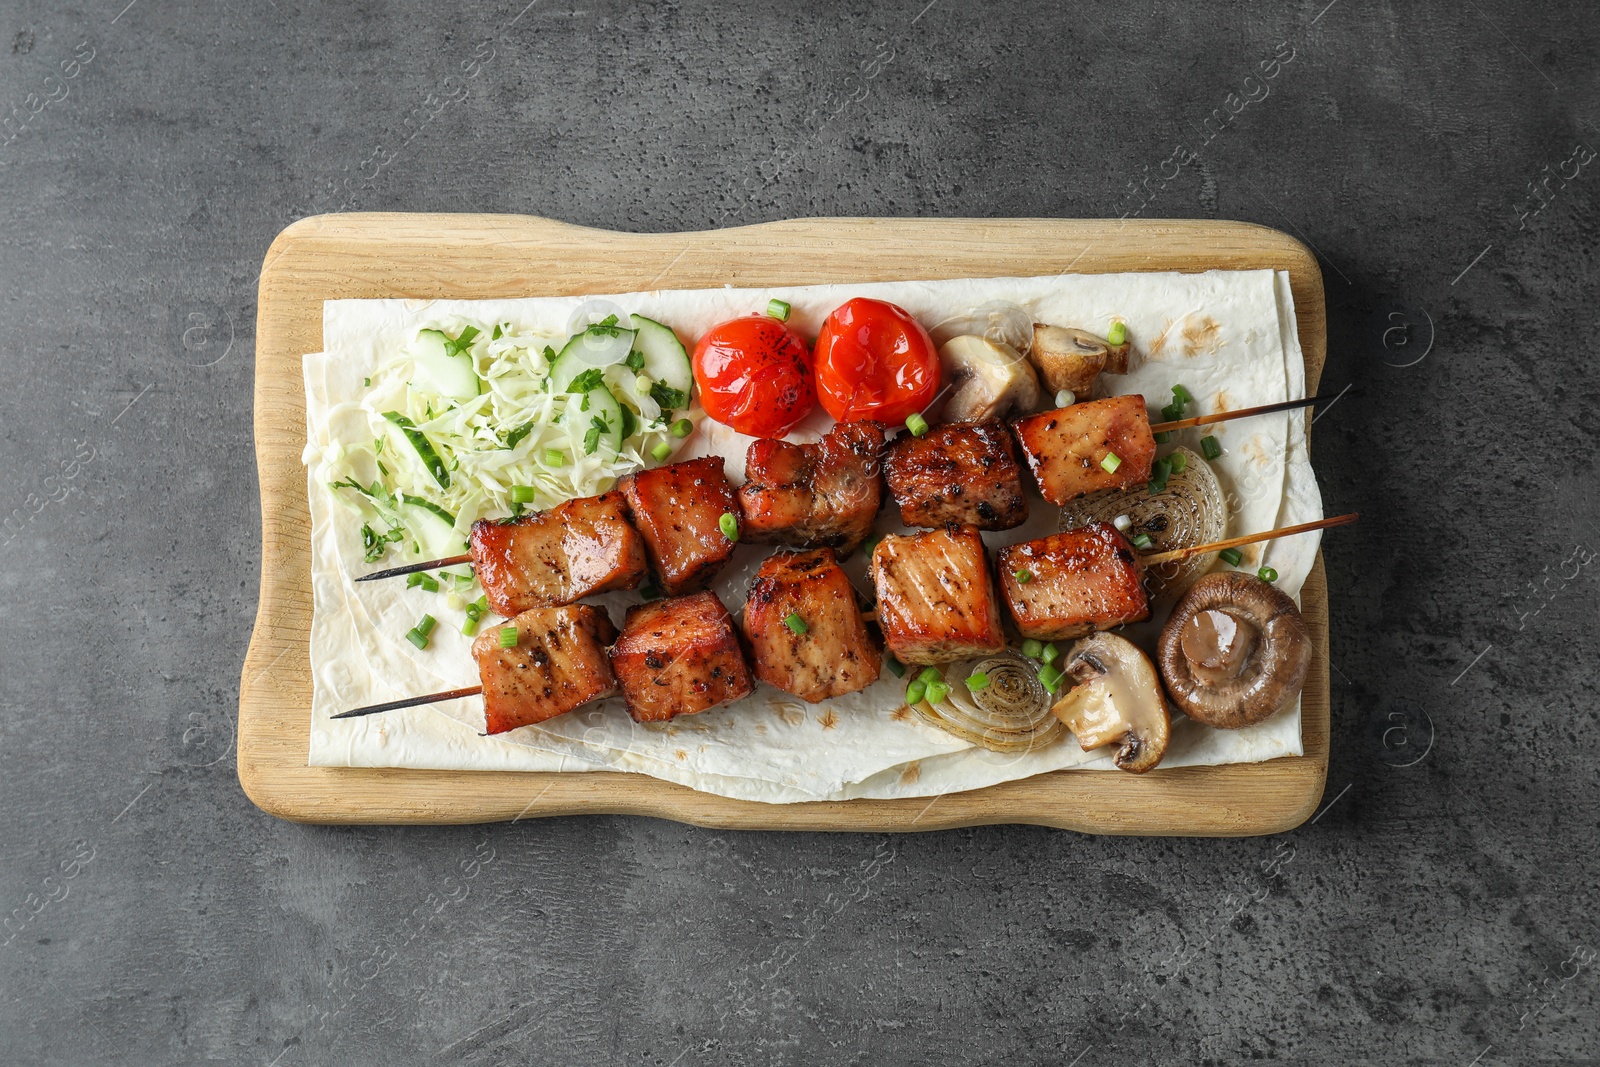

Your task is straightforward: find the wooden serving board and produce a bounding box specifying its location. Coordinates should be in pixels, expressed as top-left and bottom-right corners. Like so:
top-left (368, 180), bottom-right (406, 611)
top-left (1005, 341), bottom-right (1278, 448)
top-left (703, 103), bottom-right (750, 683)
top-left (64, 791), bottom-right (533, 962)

top-left (242, 214), bottom-right (1328, 834)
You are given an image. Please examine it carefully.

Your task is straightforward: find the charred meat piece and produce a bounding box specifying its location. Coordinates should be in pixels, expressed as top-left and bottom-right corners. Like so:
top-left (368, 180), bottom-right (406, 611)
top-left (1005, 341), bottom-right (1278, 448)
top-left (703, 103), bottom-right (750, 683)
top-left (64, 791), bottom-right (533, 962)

top-left (997, 522), bottom-right (1149, 641)
top-left (737, 421), bottom-right (886, 552)
top-left (619, 456), bottom-right (739, 596)
top-left (472, 605), bottom-right (619, 734)
top-left (884, 419), bottom-right (1029, 531)
top-left (870, 524), bottom-right (1007, 665)
top-left (470, 492), bottom-right (647, 617)
top-left (610, 591), bottom-right (754, 722)
top-left (1011, 394), bottom-right (1156, 505)
top-left (741, 550), bottom-right (881, 703)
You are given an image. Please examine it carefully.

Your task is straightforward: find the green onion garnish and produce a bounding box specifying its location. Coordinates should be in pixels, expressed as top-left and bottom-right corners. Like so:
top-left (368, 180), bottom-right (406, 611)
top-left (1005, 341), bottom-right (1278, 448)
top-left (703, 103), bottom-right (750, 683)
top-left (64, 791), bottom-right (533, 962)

top-left (1038, 664), bottom-right (1063, 693)
top-left (1100, 452), bottom-right (1122, 474)
top-left (650, 441), bottom-right (672, 461)
top-left (784, 612), bottom-right (808, 635)
top-left (544, 448), bottom-right (566, 467)
top-left (1258, 566), bottom-right (1278, 582)
top-left (905, 679), bottom-right (927, 705)
top-left (966, 671), bottom-right (990, 691)
top-left (766, 298), bottom-right (791, 321)
top-left (1131, 532), bottom-right (1153, 549)
top-left (863, 534), bottom-right (883, 557)
top-left (498, 626), bottom-right (519, 649)
top-left (1201, 435), bottom-right (1222, 460)
top-left (1021, 638), bottom-right (1044, 660)
top-left (670, 418), bottom-right (693, 438)
top-left (461, 615), bottom-right (481, 637)
top-left (363, 377), bottom-right (371, 387)
top-left (415, 614), bottom-right (436, 636)
top-left (1173, 383), bottom-right (1193, 404)
top-left (719, 512), bottom-right (739, 542)
top-left (1106, 321), bottom-right (1127, 346)
top-left (406, 628), bottom-right (429, 650)
top-left (1153, 431), bottom-right (1174, 444)
top-left (905, 412), bottom-right (930, 437)
top-left (1169, 451), bottom-right (1188, 473)
top-left (924, 680), bottom-right (951, 704)
top-left (886, 657), bottom-right (906, 678)
top-left (1220, 548), bottom-right (1244, 566)
top-left (510, 485), bottom-right (537, 504)
top-left (918, 666), bottom-right (944, 685)
top-left (1041, 643), bottom-right (1059, 665)
top-left (1014, 568), bottom-right (1032, 584)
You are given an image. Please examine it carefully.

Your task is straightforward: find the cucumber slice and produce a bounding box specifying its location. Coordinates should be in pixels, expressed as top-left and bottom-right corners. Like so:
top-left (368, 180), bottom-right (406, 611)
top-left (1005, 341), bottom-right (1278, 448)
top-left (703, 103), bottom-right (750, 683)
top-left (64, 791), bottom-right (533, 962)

top-left (410, 328), bottom-right (480, 401)
top-left (561, 384), bottom-right (625, 457)
top-left (629, 315), bottom-right (693, 399)
top-left (383, 411), bottom-right (451, 490)
top-left (548, 325), bottom-right (636, 393)
top-left (396, 494), bottom-right (466, 558)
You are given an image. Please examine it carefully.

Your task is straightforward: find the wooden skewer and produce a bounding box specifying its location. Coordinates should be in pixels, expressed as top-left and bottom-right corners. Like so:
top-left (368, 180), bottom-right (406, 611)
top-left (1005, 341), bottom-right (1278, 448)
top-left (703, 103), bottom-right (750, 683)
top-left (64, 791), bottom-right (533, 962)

top-left (332, 685), bottom-right (484, 719)
top-left (1143, 512), bottom-right (1359, 567)
top-left (355, 552), bottom-right (473, 582)
top-left (1148, 390), bottom-right (1356, 434)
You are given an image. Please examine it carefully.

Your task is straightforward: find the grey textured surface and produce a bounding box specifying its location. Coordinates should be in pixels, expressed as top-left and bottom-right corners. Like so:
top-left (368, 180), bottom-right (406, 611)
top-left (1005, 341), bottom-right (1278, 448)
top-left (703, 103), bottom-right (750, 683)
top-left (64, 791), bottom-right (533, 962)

top-left (0, 0), bottom-right (1596, 1063)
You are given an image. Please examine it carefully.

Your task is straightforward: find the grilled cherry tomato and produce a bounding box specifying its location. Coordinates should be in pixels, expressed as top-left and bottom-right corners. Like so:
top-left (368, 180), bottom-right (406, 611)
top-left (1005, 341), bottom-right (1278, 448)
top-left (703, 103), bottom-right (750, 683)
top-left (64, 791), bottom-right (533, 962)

top-left (691, 315), bottom-right (816, 438)
top-left (813, 298), bottom-right (940, 425)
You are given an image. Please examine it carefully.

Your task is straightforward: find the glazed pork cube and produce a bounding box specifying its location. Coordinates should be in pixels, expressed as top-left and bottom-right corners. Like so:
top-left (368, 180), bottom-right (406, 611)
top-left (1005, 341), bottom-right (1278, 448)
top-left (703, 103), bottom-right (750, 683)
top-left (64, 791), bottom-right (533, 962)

top-left (619, 456), bottom-right (739, 596)
top-left (471, 605), bottom-right (619, 734)
top-left (1011, 394), bottom-right (1156, 505)
top-left (470, 491), bottom-right (647, 617)
top-left (610, 591), bottom-right (754, 722)
top-left (737, 421), bottom-right (885, 553)
top-left (883, 419), bottom-right (1029, 531)
top-left (997, 522), bottom-right (1149, 641)
top-left (741, 550), bottom-right (881, 703)
top-left (869, 524), bottom-right (1007, 666)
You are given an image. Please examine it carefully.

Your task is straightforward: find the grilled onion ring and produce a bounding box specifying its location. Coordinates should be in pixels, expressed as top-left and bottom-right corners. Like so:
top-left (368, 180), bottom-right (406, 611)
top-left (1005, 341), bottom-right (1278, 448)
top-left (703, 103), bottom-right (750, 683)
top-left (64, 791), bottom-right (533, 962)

top-left (910, 652), bottom-right (1064, 753)
top-left (1058, 445), bottom-right (1225, 603)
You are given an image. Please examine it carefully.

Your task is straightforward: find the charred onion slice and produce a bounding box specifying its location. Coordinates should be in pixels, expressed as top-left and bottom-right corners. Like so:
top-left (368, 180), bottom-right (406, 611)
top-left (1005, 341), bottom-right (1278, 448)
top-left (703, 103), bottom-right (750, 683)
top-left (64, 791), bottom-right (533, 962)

top-left (1057, 445), bottom-right (1225, 602)
top-left (910, 652), bottom-right (1064, 753)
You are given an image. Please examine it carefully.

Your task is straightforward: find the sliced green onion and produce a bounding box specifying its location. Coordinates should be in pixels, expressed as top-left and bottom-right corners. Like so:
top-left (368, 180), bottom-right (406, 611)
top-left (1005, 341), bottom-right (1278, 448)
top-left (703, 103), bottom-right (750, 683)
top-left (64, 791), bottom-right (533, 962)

top-left (1258, 566), bottom-right (1278, 582)
top-left (461, 615), bottom-right (481, 637)
top-left (905, 679), bottom-right (927, 705)
top-left (719, 512), bottom-right (739, 542)
top-left (406, 572), bottom-right (424, 589)
top-left (650, 441), bottom-right (673, 461)
top-left (862, 534), bottom-right (883, 557)
top-left (544, 447), bottom-right (566, 467)
top-left (1169, 451), bottom-right (1188, 473)
top-left (886, 657), bottom-right (906, 678)
top-left (1055, 389), bottom-right (1076, 408)
top-left (924, 680), bottom-right (951, 704)
top-left (784, 612), bottom-right (808, 635)
top-left (1021, 638), bottom-right (1044, 660)
top-left (363, 377), bottom-right (371, 387)
top-left (1106, 321), bottom-right (1127, 346)
top-left (966, 671), bottom-right (990, 691)
top-left (1173, 383), bottom-right (1193, 405)
top-left (1041, 643), bottom-right (1060, 665)
top-left (1153, 431), bottom-right (1174, 444)
top-left (1014, 568), bottom-right (1033, 584)
top-left (415, 614), bottom-right (437, 636)
top-left (766, 298), bottom-right (791, 321)
top-left (905, 412), bottom-right (930, 437)
top-left (1201, 435), bottom-right (1222, 461)
top-left (464, 603), bottom-right (484, 622)
top-left (670, 418), bottom-right (693, 438)
top-left (1038, 664), bottom-right (1063, 694)
top-left (498, 626), bottom-right (520, 649)
top-left (510, 485), bottom-right (537, 504)
top-left (1161, 402), bottom-right (1184, 421)
top-left (405, 628), bottom-right (429, 650)
top-left (1220, 548), bottom-right (1244, 566)
top-left (917, 666), bottom-right (944, 685)
top-left (1100, 452), bottom-right (1122, 474)
top-left (1131, 532), bottom-right (1154, 549)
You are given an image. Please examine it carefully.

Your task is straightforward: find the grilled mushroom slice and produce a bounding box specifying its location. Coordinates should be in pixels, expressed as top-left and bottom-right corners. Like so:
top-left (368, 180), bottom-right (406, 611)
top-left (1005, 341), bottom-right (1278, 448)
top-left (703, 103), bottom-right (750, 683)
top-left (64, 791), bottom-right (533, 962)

top-left (1050, 633), bottom-right (1170, 773)
top-left (1157, 572), bottom-right (1311, 729)
top-left (1029, 325), bottom-right (1108, 398)
top-left (936, 335), bottom-right (1042, 422)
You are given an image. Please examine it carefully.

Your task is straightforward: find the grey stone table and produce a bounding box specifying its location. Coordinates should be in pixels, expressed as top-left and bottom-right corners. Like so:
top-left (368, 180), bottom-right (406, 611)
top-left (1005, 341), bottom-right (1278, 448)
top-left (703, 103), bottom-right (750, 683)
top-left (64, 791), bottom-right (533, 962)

top-left (1, 1), bottom-right (1595, 1063)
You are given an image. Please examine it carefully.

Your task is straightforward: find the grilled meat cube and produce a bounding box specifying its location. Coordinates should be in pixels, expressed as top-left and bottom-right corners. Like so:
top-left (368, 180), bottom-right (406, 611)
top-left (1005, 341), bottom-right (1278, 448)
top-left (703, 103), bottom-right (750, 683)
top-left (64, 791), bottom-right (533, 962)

top-left (610, 590), bottom-right (754, 722)
top-left (883, 419), bottom-right (1029, 530)
top-left (1011, 394), bottom-right (1156, 505)
top-left (470, 492), bottom-right (647, 617)
top-left (471, 605), bottom-right (619, 734)
top-left (997, 522), bottom-right (1149, 641)
top-left (870, 524), bottom-right (1007, 665)
top-left (618, 456), bottom-right (739, 596)
top-left (741, 550), bottom-right (881, 703)
top-left (737, 421), bottom-right (886, 552)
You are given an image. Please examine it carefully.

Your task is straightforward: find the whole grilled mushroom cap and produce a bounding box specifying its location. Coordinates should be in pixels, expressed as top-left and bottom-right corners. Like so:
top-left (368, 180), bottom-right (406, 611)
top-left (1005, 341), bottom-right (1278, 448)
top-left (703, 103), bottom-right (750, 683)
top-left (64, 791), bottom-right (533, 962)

top-left (1157, 572), bottom-right (1311, 729)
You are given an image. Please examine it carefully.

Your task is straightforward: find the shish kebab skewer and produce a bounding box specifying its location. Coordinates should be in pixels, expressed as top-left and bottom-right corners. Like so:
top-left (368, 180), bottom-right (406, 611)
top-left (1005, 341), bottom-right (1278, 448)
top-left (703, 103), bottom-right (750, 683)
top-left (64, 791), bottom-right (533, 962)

top-left (336, 512), bottom-right (1357, 720)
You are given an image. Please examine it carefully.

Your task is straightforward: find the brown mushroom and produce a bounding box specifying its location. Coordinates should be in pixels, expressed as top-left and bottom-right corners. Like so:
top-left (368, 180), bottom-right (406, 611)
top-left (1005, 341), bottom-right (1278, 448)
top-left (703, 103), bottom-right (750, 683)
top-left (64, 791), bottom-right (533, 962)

top-left (1050, 632), bottom-right (1170, 773)
top-left (1157, 572), bottom-right (1311, 729)
top-left (1029, 325), bottom-right (1108, 398)
top-left (935, 335), bottom-right (1042, 422)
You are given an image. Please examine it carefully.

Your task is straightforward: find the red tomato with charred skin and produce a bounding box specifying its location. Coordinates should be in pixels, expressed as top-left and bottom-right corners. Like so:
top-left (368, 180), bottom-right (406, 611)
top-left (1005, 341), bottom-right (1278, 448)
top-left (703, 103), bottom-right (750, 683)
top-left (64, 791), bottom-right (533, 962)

top-left (692, 315), bottom-right (817, 438)
top-left (813, 298), bottom-right (940, 426)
